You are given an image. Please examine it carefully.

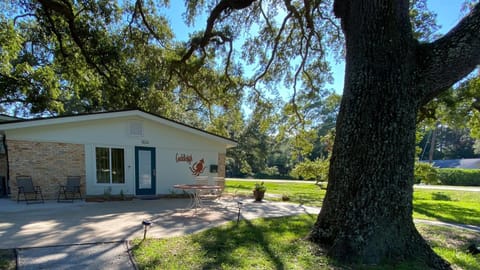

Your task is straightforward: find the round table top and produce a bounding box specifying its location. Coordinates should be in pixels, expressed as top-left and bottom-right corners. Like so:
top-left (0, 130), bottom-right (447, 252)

top-left (173, 184), bottom-right (222, 190)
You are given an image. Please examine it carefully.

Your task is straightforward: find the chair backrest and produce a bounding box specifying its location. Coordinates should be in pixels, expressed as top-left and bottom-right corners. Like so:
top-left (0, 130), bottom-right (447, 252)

top-left (17, 176), bottom-right (34, 192)
top-left (66, 176), bottom-right (81, 192)
top-left (195, 176), bottom-right (209, 186)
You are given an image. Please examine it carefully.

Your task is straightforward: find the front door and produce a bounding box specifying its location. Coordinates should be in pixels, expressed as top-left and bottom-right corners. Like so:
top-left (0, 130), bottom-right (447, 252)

top-left (135, 147), bottom-right (156, 195)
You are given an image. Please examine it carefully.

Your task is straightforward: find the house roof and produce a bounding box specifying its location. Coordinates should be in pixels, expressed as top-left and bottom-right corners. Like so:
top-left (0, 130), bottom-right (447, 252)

top-left (429, 158), bottom-right (480, 169)
top-left (0, 114), bottom-right (21, 122)
top-left (0, 109), bottom-right (237, 148)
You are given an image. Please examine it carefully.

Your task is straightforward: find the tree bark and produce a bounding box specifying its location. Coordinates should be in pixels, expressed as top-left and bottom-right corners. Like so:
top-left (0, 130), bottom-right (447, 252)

top-left (309, 1), bottom-right (480, 268)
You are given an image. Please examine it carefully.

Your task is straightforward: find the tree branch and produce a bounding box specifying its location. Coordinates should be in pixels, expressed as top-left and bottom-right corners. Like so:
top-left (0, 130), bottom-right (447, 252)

top-left (135, 0), bottom-right (168, 47)
top-left (250, 11), bottom-right (292, 87)
top-left (416, 3), bottom-right (480, 107)
top-left (181, 0), bottom-right (257, 62)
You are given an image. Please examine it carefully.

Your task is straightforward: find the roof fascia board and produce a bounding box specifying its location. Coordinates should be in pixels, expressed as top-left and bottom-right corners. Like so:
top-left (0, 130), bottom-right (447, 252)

top-left (0, 110), bottom-right (237, 147)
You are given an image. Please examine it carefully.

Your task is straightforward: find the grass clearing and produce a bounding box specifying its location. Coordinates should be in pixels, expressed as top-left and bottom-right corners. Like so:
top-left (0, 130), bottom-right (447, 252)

top-left (413, 189), bottom-right (480, 226)
top-left (226, 180), bottom-right (325, 207)
top-left (131, 214), bottom-right (480, 270)
top-left (0, 249), bottom-right (15, 270)
top-left (226, 179), bottom-right (480, 226)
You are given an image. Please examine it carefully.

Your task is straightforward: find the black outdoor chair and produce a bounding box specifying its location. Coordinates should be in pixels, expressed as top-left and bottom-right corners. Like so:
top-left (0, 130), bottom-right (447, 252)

top-left (17, 176), bottom-right (44, 204)
top-left (57, 176), bottom-right (82, 202)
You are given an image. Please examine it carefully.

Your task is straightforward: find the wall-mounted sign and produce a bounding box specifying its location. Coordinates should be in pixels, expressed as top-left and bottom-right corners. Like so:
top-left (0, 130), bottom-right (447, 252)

top-left (190, 158), bottom-right (205, 176)
top-left (176, 153), bottom-right (193, 164)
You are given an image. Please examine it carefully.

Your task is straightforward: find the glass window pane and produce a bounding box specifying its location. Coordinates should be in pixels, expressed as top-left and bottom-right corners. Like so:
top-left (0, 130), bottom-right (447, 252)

top-left (96, 147), bottom-right (110, 183)
top-left (111, 148), bottom-right (125, 184)
top-left (138, 150), bottom-right (152, 189)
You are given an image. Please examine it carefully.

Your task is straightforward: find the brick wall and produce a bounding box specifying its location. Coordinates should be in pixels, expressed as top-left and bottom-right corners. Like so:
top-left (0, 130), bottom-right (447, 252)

top-left (0, 154), bottom-right (6, 195)
top-left (8, 140), bottom-right (85, 200)
top-left (0, 154), bottom-right (7, 176)
top-left (217, 153), bottom-right (226, 177)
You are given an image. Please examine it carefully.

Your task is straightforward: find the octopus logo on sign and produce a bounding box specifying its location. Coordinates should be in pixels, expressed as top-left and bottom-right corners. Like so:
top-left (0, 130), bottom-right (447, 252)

top-left (189, 158), bottom-right (205, 176)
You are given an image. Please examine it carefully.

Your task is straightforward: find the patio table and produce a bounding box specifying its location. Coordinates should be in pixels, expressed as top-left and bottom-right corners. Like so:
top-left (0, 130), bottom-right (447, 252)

top-left (173, 184), bottom-right (222, 212)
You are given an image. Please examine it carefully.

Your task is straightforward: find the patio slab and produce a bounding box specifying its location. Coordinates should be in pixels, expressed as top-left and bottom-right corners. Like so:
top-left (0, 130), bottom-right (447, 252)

top-left (0, 197), bottom-right (320, 249)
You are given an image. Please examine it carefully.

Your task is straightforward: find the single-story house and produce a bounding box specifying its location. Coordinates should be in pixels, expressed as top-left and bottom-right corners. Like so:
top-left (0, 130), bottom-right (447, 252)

top-left (0, 109), bottom-right (237, 200)
top-left (428, 158), bottom-right (480, 169)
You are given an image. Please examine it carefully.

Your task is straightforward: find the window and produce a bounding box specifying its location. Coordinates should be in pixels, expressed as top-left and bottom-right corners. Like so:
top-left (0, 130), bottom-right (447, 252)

top-left (95, 147), bottom-right (125, 184)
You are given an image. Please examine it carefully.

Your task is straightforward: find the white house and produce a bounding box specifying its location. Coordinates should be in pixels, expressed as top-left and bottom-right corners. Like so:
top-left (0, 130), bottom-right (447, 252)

top-left (0, 109), bottom-right (237, 200)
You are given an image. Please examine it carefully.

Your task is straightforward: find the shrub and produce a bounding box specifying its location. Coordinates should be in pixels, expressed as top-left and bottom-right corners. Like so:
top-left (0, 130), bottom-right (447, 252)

top-left (437, 168), bottom-right (480, 186)
top-left (290, 158), bottom-right (329, 182)
top-left (414, 162), bottom-right (439, 184)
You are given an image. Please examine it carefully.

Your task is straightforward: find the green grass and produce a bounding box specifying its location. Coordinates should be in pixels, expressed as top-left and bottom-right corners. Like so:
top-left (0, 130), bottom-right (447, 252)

top-left (226, 180), bottom-right (326, 207)
top-left (0, 249), bottom-right (15, 270)
top-left (131, 214), bottom-right (480, 270)
top-left (226, 179), bottom-right (480, 226)
top-left (413, 189), bottom-right (480, 226)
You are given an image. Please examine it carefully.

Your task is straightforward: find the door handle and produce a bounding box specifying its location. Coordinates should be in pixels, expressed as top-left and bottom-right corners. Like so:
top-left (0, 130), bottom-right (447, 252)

top-left (152, 169), bottom-right (156, 177)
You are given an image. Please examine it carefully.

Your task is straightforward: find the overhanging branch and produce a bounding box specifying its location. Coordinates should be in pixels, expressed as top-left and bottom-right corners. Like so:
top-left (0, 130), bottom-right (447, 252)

top-left (416, 3), bottom-right (480, 106)
top-left (180, 0), bottom-right (257, 63)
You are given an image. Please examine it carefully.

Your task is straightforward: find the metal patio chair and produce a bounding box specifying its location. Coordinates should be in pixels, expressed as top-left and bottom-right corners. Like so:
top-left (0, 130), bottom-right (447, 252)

top-left (57, 176), bottom-right (82, 202)
top-left (17, 176), bottom-right (44, 204)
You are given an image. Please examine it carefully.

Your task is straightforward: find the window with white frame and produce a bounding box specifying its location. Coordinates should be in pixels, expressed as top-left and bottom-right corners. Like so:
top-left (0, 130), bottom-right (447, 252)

top-left (95, 147), bottom-right (125, 184)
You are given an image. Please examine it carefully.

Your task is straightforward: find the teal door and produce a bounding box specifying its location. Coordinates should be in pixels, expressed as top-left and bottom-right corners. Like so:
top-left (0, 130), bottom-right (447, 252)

top-left (135, 147), bottom-right (156, 195)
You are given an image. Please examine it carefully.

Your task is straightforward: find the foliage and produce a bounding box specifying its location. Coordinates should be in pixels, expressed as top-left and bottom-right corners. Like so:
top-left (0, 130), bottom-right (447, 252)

top-left (437, 168), bottom-right (480, 186)
top-left (413, 164), bottom-right (480, 186)
top-left (414, 161), bottom-right (439, 184)
top-left (417, 125), bottom-right (479, 161)
top-left (290, 158), bottom-right (330, 182)
top-left (253, 182), bottom-right (266, 192)
top-left (0, 249), bottom-right (15, 270)
top-left (0, 1), bottom-right (244, 131)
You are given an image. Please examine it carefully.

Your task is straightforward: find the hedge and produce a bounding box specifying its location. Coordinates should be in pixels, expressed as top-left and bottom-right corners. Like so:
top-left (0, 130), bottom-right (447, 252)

top-left (436, 168), bottom-right (480, 186)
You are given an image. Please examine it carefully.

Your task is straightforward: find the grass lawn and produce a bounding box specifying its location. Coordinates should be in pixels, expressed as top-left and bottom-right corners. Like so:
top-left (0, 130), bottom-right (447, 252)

top-left (413, 189), bottom-right (480, 227)
top-left (226, 179), bottom-right (325, 207)
top-left (131, 214), bottom-right (480, 270)
top-left (226, 179), bottom-right (480, 226)
top-left (0, 250), bottom-right (15, 270)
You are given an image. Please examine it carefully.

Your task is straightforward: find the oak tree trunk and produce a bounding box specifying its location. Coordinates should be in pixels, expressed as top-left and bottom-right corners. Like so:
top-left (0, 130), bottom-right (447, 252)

top-left (306, 1), bottom-right (480, 268)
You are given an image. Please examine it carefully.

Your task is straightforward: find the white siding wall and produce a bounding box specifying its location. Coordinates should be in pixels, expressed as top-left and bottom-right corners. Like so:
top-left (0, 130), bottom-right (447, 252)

top-left (6, 116), bottom-right (227, 196)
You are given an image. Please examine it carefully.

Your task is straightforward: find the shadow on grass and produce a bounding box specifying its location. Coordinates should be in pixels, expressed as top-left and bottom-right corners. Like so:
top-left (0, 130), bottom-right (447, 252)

top-left (431, 192), bottom-right (451, 201)
top-left (192, 214), bottom-right (317, 269)
top-left (414, 201), bottom-right (480, 226)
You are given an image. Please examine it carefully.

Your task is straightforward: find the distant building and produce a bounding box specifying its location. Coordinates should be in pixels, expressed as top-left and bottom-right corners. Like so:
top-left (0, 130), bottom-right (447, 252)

top-left (426, 158), bottom-right (480, 169)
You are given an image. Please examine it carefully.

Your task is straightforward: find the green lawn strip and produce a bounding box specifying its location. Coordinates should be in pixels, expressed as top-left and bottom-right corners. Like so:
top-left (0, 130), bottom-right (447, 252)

top-left (417, 224), bottom-right (480, 270)
top-left (413, 189), bottom-right (480, 227)
top-left (130, 215), bottom-right (480, 270)
top-left (225, 180), bottom-right (325, 207)
top-left (0, 249), bottom-right (15, 270)
top-left (226, 180), bottom-right (480, 226)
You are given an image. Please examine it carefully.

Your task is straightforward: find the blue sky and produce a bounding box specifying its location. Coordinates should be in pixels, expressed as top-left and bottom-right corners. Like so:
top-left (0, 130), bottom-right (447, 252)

top-left (163, 1), bottom-right (470, 94)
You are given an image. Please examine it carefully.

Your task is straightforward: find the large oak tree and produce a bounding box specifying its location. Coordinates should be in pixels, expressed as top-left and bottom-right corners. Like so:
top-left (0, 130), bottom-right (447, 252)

top-left (3, 0), bottom-right (480, 268)
top-left (309, 1), bottom-right (479, 268)
top-left (184, 0), bottom-right (480, 268)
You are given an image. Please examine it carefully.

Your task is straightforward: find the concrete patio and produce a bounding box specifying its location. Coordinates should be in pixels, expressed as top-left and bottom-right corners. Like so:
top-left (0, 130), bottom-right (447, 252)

top-left (0, 197), bottom-right (320, 249)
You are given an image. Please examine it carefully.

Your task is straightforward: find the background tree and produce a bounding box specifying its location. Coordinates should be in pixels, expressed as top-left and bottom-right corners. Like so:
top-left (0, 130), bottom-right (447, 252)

top-left (0, 0), bottom-right (244, 129)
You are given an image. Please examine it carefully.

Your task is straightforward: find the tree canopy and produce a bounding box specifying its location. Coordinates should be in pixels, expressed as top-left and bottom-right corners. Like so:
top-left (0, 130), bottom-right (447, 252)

top-left (2, 0), bottom-right (480, 268)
